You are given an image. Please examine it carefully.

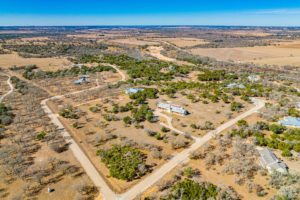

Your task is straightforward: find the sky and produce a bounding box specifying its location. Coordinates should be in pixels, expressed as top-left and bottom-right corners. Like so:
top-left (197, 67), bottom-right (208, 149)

top-left (1, 0), bottom-right (300, 26)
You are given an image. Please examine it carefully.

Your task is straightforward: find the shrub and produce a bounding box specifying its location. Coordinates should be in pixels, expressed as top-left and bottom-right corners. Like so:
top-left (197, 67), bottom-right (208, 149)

top-left (237, 120), bottom-right (248, 127)
top-left (0, 103), bottom-right (14, 126)
top-left (59, 105), bottom-right (80, 119)
top-left (269, 124), bottom-right (286, 134)
top-left (123, 116), bottom-right (132, 125)
top-left (97, 145), bottom-right (147, 181)
top-left (36, 131), bottom-right (46, 140)
top-left (281, 149), bottom-right (292, 157)
top-left (164, 179), bottom-right (218, 200)
top-left (231, 102), bottom-right (243, 112)
top-left (161, 126), bottom-right (170, 133)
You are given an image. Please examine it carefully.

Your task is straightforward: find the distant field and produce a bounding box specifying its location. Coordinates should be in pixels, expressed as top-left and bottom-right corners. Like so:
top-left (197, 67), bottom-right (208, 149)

top-left (0, 53), bottom-right (71, 70)
top-left (156, 37), bottom-right (208, 47)
top-left (191, 40), bottom-right (300, 66)
top-left (111, 38), bottom-right (159, 46)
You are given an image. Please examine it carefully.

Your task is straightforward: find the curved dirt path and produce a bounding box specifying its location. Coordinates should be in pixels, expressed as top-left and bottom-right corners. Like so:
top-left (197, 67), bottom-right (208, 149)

top-left (0, 73), bottom-right (14, 103)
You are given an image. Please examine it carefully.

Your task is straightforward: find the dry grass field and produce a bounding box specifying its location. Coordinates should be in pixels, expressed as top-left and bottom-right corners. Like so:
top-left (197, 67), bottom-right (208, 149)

top-left (155, 37), bottom-right (208, 47)
top-left (110, 38), bottom-right (159, 46)
top-left (0, 53), bottom-right (71, 70)
top-left (190, 40), bottom-right (300, 66)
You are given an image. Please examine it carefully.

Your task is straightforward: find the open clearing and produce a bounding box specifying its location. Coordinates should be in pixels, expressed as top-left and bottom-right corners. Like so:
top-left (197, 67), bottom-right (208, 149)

top-left (0, 53), bottom-right (71, 70)
top-left (190, 40), bottom-right (300, 66)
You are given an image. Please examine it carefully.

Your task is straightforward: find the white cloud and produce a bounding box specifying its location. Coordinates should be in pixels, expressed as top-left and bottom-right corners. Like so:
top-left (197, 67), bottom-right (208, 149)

top-left (253, 8), bottom-right (300, 15)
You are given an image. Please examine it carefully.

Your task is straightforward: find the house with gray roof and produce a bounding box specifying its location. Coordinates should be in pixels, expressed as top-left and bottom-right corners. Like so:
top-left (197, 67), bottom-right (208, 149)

top-left (258, 148), bottom-right (288, 174)
top-left (278, 116), bottom-right (300, 128)
top-left (157, 102), bottom-right (188, 116)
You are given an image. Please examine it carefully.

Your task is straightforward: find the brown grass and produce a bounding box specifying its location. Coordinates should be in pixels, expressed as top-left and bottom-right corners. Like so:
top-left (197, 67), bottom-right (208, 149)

top-left (157, 37), bottom-right (208, 47)
top-left (190, 40), bottom-right (300, 67)
top-left (0, 53), bottom-right (72, 71)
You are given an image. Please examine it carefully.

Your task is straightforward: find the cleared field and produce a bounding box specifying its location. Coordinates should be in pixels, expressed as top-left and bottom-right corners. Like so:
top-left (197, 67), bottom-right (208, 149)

top-left (191, 40), bottom-right (300, 66)
top-left (157, 37), bottom-right (208, 47)
top-left (0, 53), bottom-right (71, 70)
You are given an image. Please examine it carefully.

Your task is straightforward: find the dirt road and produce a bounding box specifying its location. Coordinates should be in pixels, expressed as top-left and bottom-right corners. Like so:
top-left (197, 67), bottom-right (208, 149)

top-left (0, 73), bottom-right (13, 103)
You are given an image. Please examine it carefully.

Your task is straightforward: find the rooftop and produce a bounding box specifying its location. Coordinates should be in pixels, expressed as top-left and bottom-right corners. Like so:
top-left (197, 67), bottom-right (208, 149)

top-left (125, 88), bottom-right (144, 94)
top-left (278, 116), bottom-right (300, 128)
top-left (258, 148), bottom-right (288, 173)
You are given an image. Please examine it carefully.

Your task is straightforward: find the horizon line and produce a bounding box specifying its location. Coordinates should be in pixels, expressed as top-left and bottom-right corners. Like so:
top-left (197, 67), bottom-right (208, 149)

top-left (1, 25), bottom-right (300, 28)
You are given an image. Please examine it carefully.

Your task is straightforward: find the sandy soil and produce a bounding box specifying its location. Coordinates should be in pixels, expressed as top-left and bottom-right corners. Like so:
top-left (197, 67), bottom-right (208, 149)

top-left (190, 40), bottom-right (300, 66)
top-left (0, 53), bottom-right (72, 70)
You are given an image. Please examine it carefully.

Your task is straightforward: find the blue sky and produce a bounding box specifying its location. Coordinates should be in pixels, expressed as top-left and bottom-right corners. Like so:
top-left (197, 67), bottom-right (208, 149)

top-left (1, 0), bottom-right (300, 26)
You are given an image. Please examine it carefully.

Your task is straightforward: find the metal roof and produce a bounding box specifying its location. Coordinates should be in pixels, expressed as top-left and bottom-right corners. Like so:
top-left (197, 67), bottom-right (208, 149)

top-left (278, 116), bottom-right (300, 127)
top-left (258, 148), bottom-right (288, 173)
top-left (125, 88), bottom-right (144, 94)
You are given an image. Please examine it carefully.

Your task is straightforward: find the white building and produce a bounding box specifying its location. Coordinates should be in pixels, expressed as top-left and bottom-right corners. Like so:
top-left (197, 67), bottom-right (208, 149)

top-left (125, 88), bottom-right (144, 94)
top-left (74, 75), bottom-right (89, 85)
top-left (296, 102), bottom-right (300, 110)
top-left (227, 83), bottom-right (245, 89)
top-left (73, 64), bottom-right (84, 68)
top-left (248, 75), bottom-right (261, 82)
top-left (157, 102), bottom-right (188, 115)
top-left (258, 148), bottom-right (288, 174)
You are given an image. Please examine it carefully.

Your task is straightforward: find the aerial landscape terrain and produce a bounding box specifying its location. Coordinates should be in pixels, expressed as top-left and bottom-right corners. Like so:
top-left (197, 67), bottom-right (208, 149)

top-left (0, 1), bottom-right (300, 200)
top-left (0, 25), bottom-right (299, 200)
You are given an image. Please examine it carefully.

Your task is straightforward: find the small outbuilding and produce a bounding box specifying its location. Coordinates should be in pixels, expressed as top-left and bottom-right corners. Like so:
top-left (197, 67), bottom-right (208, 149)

top-left (296, 102), bottom-right (300, 110)
top-left (248, 75), bottom-right (261, 82)
top-left (226, 83), bottom-right (245, 89)
top-left (278, 116), bottom-right (300, 128)
top-left (74, 75), bottom-right (89, 85)
top-left (258, 148), bottom-right (288, 174)
top-left (125, 88), bottom-right (144, 94)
